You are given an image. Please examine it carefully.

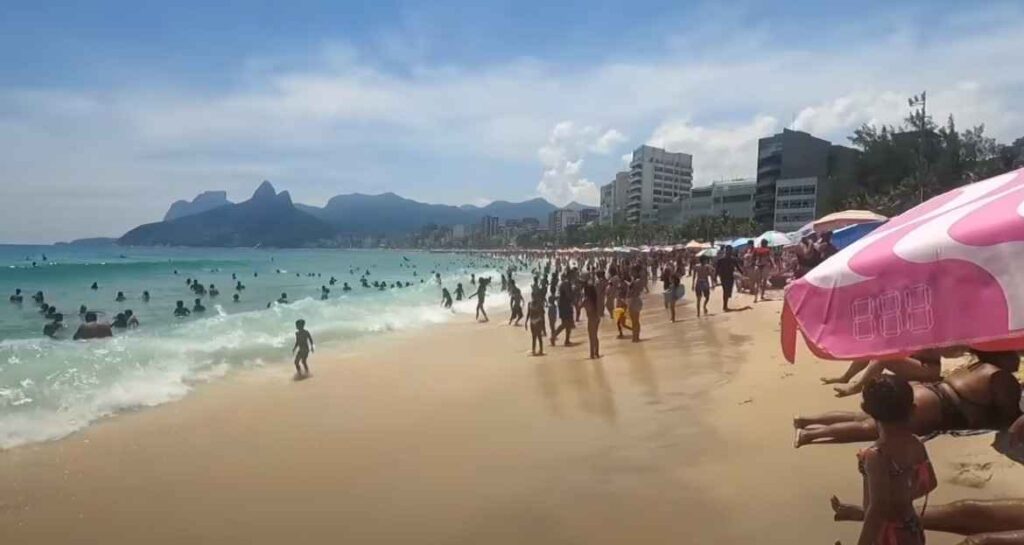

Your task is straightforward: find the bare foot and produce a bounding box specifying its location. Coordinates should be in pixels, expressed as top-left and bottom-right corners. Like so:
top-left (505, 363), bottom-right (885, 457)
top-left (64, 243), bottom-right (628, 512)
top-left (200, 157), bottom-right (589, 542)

top-left (793, 416), bottom-right (810, 429)
top-left (830, 495), bottom-right (863, 521)
top-left (794, 429), bottom-right (808, 448)
top-left (833, 383), bottom-right (860, 398)
top-left (821, 376), bottom-right (848, 385)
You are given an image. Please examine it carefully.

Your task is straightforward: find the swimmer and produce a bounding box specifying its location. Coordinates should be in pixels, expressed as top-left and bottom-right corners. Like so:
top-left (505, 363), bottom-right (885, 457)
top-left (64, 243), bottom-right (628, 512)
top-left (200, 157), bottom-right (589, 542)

top-left (142, 291), bottom-right (151, 302)
top-left (292, 319), bottom-right (314, 378)
top-left (277, 292), bottom-right (288, 304)
top-left (125, 309), bottom-right (139, 328)
top-left (174, 300), bottom-right (191, 317)
top-left (9, 289), bottom-right (23, 304)
top-left (32, 291), bottom-right (44, 304)
top-left (232, 293), bottom-right (240, 303)
top-left (193, 298), bottom-right (206, 313)
top-left (91, 282), bottom-right (98, 290)
top-left (112, 312), bottom-right (128, 328)
top-left (79, 304), bottom-right (88, 316)
top-left (43, 313), bottom-right (63, 338)
top-left (209, 285), bottom-right (219, 297)
top-left (342, 283), bottom-right (351, 292)
top-left (115, 291), bottom-right (126, 302)
top-left (455, 283), bottom-right (464, 301)
top-left (441, 287), bottom-right (453, 309)
top-left (73, 312), bottom-right (113, 340)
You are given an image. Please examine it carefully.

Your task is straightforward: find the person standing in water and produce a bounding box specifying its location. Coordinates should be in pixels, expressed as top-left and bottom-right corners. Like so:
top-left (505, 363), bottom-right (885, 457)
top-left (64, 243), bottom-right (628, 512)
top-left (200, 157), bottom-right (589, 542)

top-left (441, 287), bottom-right (453, 309)
top-left (292, 319), bottom-right (314, 378)
top-left (455, 283), bottom-right (464, 301)
top-left (508, 281), bottom-right (524, 326)
top-left (467, 277), bottom-right (490, 322)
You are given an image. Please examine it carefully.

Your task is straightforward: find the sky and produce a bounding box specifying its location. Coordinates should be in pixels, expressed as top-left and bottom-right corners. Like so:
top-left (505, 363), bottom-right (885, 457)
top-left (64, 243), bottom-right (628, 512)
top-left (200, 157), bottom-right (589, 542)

top-left (1, 0), bottom-right (1023, 243)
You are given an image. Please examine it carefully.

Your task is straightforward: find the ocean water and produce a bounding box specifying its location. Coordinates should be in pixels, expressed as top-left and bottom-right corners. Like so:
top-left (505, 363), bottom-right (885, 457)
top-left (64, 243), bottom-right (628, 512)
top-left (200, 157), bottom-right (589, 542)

top-left (0, 245), bottom-right (517, 448)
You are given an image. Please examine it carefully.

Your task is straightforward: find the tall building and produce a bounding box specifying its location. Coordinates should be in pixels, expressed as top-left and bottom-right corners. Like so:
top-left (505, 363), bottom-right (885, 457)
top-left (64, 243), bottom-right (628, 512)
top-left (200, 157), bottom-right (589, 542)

top-left (599, 171), bottom-right (631, 225)
top-left (579, 208), bottom-right (599, 225)
top-left (480, 215), bottom-right (500, 238)
top-left (753, 129), bottom-right (858, 232)
top-left (655, 178), bottom-right (756, 225)
top-left (625, 145), bottom-right (693, 224)
top-left (548, 208), bottom-right (581, 234)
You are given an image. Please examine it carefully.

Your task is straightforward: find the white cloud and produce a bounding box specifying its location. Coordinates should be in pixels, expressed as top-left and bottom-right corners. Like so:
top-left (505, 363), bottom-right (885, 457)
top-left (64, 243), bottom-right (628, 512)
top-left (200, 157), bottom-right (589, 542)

top-left (2, 6), bottom-right (1024, 242)
top-left (535, 122), bottom-right (621, 206)
top-left (647, 115), bottom-right (779, 185)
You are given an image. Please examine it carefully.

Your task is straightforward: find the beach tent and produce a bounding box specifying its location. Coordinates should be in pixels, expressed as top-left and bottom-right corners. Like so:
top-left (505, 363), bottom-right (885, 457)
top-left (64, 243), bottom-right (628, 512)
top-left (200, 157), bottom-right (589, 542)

top-left (684, 240), bottom-right (709, 250)
top-left (812, 209), bottom-right (887, 233)
top-left (782, 167), bottom-right (1024, 363)
top-left (831, 220), bottom-right (885, 251)
top-left (755, 231), bottom-right (793, 247)
top-left (697, 247), bottom-right (718, 257)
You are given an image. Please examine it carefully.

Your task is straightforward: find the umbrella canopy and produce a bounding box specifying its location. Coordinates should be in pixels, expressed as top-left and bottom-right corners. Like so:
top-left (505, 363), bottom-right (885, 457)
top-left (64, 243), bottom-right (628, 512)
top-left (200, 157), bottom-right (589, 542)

top-left (755, 231), bottom-right (793, 247)
top-left (697, 247), bottom-right (718, 257)
top-left (812, 210), bottom-right (887, 233)
top-left (684, 240), bottom-right (710, 250)
top-left (782, 168), bottom-right (1024, 363)
top-left (832, 220), bottom-right (885, 251)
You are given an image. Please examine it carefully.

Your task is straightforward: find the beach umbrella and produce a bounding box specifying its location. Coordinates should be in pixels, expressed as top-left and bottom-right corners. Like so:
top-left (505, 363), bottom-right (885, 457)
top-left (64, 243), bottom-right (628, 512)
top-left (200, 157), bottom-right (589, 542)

top-left (812, 209), bottom-right (887, 233)
top-left (755, 231), bottom-right (793, 247)
top-left (782, 167), bottom-right (1024, 363)
top-left (684, 240), bottom-right (708, 250)
top-left (697, 247), bottom-right (718, 257)
top-left (832, 220), bottom-right (885, 251)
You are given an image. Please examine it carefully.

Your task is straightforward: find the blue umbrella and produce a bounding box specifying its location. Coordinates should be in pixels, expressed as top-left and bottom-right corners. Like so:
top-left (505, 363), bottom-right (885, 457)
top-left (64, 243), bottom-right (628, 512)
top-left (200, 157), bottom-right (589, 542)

top-left (832, 220), bottom-right (885, 250)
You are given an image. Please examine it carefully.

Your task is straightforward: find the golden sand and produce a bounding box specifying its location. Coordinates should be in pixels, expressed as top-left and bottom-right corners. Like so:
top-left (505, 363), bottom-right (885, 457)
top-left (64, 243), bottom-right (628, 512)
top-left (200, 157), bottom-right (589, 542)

top-left (1, 290), bottom-right (1021, 544)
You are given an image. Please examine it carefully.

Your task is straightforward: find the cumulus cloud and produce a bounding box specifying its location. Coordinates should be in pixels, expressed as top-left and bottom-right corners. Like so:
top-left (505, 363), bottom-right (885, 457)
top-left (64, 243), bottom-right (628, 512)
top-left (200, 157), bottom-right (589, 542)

top-left (647, 115), bottom-right (779, 185)
top-left (535, 122), bottom-right (622, 206)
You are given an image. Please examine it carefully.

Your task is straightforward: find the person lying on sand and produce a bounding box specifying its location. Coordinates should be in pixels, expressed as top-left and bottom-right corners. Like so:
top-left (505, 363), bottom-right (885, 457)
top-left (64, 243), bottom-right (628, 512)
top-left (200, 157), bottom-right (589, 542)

top-left (822, 347), bottom-right (964, 398)
top-left (832, 497), bottom-right (1024, 545)
top-left (794, 350), bottom-right (1022, 448)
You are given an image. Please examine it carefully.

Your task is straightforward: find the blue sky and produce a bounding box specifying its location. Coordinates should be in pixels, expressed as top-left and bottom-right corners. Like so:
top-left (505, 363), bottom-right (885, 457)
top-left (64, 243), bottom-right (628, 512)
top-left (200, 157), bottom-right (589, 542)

top-left (1, 0), bottom-right (1022, 242)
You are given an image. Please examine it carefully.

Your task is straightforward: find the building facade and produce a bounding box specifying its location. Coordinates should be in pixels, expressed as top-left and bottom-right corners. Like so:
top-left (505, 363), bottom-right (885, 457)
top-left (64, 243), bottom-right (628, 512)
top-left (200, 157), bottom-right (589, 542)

top-left (753, 129), bottom-right (858, 232)
top-left (599, 171), bottom-right (631, 225)
top-left (579, 208), bottom-right (599, 225)
top-left (625, 145), bottom-right (693, 224)
top-left (655, 178), bottom-right (756, 225)
top-left (480, 215), bottom-right (500, 238)
top-left (548, 208), bottom-right (581, 234)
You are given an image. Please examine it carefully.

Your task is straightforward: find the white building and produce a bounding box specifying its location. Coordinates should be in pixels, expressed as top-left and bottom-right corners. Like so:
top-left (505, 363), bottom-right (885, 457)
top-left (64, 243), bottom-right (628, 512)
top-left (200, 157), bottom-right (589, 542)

top-left (773, 177), bottom-right (819, 232)
top-left (599, 171), bottom-right (631, 225)
top-left (625, 145), bottom-right (693, 224)
top-left (548, 208), bottom-right (581, 234)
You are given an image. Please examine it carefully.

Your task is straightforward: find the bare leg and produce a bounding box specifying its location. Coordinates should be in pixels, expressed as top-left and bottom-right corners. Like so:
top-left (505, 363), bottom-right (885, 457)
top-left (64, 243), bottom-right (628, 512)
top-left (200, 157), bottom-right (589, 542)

top-left (794, 419), bottom-right (877, 448)
top-left (630, 310), bottom-right (640, 342)
top-left (821, 359), bottom-right (870, 385)
top-left (834, 358), bottom-right (942, 397)
top-left (794, 411), bottom-right (868, 429)
top-left (832, 497), bottom-right (1024, 537)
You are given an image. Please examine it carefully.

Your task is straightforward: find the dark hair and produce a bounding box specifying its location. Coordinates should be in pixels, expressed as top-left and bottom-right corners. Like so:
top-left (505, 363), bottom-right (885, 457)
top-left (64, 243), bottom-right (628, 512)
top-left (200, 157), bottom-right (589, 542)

top-left (296, 319), bottom-right (306, 329)
top-left (84, 311), bottom-right (98, 322)
top-left (861, 375), bottom-right (914, 423)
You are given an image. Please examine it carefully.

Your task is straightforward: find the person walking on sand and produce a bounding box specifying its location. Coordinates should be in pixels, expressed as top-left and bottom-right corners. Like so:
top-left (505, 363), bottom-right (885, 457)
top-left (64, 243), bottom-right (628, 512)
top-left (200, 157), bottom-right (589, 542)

top-left (715, 246), bottom-right (744, 312)
top-left (467, 277), bottom-right (490, 322)
top-left (692, 255), bottom-right (715, 317)
top-left (582, 276), bottom-right (601, 359)
top-left (526, 291), bottom-right (547, 356)
top-left (751, 240), bottom-right (775, 303)
top-left (292, 319), bottom-right (314, 378)
top-left (627, 266), bottom-right (644, 342)
top-left (550, 277), bottom-right (575, 346)
top-left (508, 281), bottom-right (524, 326)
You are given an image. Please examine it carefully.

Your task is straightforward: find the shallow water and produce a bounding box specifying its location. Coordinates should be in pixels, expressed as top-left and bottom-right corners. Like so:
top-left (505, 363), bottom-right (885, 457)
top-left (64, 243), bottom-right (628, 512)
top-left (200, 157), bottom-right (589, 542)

top-left (0, 245), bottom-right (520, 448)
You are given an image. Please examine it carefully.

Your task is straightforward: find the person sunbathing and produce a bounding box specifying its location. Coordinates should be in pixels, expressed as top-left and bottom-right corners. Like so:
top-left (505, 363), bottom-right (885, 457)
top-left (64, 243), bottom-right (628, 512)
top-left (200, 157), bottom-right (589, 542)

top-left (822, 347), bottom-right (965, 398)
top-left (832, 497), bottom-right (1024, 545)
top-left (795, 350), bottom-right (1021, 448)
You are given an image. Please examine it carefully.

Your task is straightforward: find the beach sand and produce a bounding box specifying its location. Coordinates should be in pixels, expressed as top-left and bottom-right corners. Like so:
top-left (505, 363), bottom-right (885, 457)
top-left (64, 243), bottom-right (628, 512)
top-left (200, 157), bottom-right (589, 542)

top-left (2, 289), bottom-right (1023, 544)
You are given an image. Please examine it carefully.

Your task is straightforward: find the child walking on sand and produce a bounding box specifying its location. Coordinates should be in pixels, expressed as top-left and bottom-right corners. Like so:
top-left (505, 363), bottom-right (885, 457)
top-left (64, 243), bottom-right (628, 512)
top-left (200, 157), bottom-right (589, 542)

top-left (292, 319), bottom-right (314, 378)
top-left (692, 255), bottom-right (715, 317)
top-left (526, 291), bottom-right (547, 356)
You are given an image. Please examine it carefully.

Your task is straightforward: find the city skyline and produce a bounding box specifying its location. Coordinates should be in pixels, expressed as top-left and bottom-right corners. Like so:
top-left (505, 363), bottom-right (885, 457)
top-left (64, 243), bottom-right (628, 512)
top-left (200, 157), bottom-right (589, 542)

top-left (1, 1), bottom-right (1023, 242)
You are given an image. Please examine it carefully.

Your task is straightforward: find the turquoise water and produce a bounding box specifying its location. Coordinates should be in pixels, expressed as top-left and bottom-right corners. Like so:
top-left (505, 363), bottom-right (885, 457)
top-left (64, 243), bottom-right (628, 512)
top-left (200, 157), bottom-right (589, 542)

top-left (0, 245), bottom-right (515, 448)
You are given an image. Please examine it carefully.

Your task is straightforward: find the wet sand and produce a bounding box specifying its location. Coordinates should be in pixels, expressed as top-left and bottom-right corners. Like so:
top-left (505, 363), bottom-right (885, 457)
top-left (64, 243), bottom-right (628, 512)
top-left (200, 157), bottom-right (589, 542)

top-left (1, 288), bottom-right (1022, 544)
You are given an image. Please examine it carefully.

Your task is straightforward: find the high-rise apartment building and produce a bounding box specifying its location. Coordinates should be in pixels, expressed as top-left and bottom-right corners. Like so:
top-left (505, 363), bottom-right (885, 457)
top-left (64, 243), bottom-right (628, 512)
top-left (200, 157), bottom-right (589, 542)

top-left (625, 145), bottom-right (693, 224)
top-left (599, 171), bottom-right (631, 225)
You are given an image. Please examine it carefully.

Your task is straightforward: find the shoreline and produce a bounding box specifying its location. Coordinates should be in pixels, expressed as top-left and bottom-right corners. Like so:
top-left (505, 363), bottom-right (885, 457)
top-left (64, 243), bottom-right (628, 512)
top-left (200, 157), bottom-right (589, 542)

top-left (2, 289), bottom-right (1022, 544)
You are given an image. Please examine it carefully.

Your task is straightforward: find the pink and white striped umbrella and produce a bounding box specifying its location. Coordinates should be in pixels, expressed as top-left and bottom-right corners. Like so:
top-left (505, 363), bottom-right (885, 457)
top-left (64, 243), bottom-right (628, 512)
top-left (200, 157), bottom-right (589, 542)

top-left (782, 167), bottom-right (1024, 362)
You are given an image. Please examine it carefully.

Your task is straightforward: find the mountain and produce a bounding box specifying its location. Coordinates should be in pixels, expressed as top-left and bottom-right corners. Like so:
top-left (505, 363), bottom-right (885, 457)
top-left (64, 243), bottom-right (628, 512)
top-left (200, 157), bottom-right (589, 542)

top-left (462, 198), bottom-right (558, 220)
top-left (164, 190), bottom-right (233, 221)
top-left (120, 181), bottom-right (336, 247)
top-left (55, 237), bottom-right (118, 247)
top-left (562, 201), bottom-right (596, 211)
top-left (298, 194), bottom-right (558, 234)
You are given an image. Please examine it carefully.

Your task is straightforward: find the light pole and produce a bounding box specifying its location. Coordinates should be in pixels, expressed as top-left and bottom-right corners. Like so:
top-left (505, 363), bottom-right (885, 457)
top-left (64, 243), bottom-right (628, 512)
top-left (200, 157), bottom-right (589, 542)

top-left (908, 92), bottom-right (927, 203)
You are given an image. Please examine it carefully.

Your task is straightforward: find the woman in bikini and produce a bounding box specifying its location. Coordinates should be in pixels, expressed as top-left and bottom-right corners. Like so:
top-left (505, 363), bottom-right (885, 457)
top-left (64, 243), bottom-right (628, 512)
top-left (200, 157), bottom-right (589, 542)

top-left (795, 350), bottom-right (1022, 448)
top-left (822, 348), bottom-right (965, 398)
top-left (839, 375), bottom-right (937, 545)
top-left (833, 497), bottom-right (1024, 544)
top-left (582, 276), bottom-right (601, 359)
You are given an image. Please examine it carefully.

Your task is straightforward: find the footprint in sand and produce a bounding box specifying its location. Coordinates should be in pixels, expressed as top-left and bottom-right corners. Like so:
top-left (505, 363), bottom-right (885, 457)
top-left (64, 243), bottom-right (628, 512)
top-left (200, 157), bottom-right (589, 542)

top-left (949, 461), bottom-right (994, 488)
